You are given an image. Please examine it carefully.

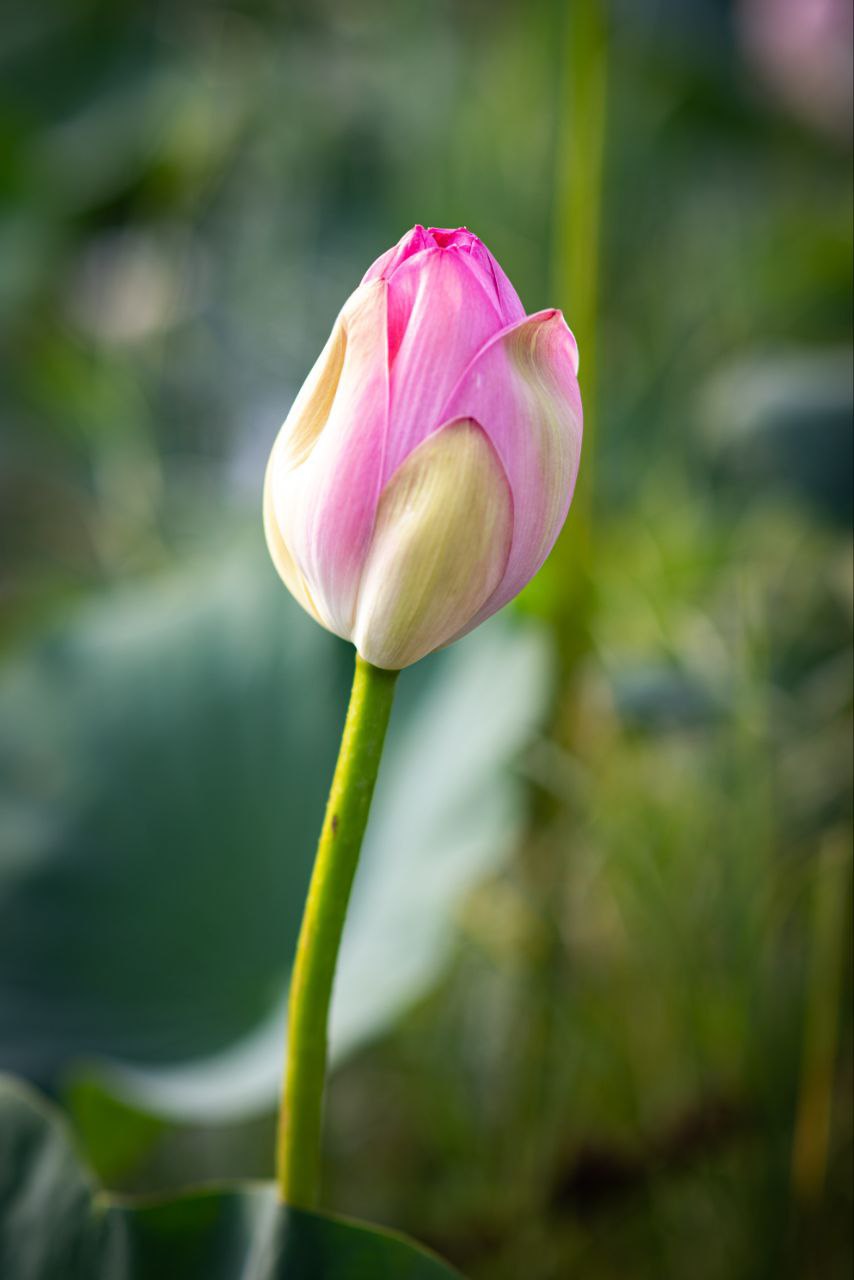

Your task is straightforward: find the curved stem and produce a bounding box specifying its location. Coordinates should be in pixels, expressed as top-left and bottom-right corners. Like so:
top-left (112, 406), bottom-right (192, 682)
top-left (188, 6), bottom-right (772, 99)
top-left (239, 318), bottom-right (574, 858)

top-left (277, 654), bottom-right (399, 1207)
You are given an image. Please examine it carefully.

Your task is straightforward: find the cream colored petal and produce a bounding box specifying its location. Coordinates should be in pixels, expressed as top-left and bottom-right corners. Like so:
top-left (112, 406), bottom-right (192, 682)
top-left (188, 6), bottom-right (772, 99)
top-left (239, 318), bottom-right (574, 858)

top-left (263, 449), bottom-right (325, 626)
top-left (353, 419), bottom-right (512, 670)
top-left (279, 312), bottom-right (347, 470)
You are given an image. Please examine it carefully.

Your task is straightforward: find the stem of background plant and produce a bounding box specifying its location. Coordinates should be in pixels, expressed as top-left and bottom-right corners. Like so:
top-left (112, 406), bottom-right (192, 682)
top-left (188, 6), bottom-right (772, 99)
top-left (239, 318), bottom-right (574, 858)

top-left (276, 654), bottom-right (399, 1207)
top-left (542, 0), bottom-right (608, 676)
top-left (506, 0), bottom-right (609, 1207)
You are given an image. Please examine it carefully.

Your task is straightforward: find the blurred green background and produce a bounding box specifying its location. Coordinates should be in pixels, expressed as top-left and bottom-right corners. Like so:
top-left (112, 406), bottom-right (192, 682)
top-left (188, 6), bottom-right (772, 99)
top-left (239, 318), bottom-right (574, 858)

top-left (0, 1), bottom-right (851, 1277)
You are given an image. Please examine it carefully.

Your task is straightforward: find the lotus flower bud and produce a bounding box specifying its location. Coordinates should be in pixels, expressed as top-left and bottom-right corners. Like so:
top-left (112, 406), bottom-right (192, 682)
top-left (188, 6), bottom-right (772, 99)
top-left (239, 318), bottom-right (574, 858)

top-left (264, 226), bottom-right (583, 669)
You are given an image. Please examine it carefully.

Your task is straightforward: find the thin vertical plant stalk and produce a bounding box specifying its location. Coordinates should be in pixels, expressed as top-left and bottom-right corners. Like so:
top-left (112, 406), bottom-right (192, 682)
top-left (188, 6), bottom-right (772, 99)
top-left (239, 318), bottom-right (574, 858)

top-left (277, 655), bottom-right (399, 1207)
top-left (555, 0), bottom-right (607, 552)
top-left (541, 0), bottom-right (608, 675)
top-left (507, 0), bottom-right (609, 1201)
top-left (790, 833), bottom-right (852, 1207)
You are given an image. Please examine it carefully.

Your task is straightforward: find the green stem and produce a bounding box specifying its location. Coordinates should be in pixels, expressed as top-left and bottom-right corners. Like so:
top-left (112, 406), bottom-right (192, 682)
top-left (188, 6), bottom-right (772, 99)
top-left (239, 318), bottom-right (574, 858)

top-left (541, 0), bottom-right (608, 675)
top-left (556, 0), bottom-right (607, 543)
top-left (277, 654), bottom-right (399, 1207)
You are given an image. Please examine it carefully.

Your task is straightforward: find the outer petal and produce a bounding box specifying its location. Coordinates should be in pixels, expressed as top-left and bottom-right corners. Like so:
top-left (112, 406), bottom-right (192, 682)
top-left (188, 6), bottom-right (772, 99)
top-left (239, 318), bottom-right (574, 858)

top-left (438, 309), bottom-right (583, 635)
top-left (263, 457), bottom-right (322, 623)
top-left (353, 419), bottom-right (513, 669)
top-left (267, 279), bottom-right (389, 637)
top-left (381, 249), bottom-right (506, 482)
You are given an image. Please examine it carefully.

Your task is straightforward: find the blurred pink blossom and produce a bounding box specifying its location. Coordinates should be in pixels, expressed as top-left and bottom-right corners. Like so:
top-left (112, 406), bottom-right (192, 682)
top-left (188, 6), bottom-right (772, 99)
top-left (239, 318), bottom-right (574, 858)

top-left (739, 0), bottom-right (854, 139)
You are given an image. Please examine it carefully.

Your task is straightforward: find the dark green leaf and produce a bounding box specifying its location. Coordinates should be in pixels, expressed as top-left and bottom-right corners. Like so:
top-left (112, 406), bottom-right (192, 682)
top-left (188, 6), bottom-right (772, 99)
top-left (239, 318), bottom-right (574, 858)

top-left (0, 1076), bottom-right (461, 1279)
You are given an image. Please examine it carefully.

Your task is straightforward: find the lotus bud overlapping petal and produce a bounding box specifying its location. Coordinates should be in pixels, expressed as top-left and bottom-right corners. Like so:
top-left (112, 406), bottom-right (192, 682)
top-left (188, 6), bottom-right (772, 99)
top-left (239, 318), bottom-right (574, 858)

top-left (264, 225), bottom-right (583, 669)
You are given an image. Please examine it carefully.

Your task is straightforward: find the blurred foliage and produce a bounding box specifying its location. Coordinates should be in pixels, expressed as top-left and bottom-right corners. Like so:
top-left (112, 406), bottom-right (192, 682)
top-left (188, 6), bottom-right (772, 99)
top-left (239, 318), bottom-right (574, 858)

top-left (0, 1), bottom-right (851, 1278)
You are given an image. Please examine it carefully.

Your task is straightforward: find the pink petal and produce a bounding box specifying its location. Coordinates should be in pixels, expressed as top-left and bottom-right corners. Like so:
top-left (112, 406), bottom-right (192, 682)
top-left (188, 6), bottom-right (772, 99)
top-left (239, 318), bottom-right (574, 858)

top-left (381, 247), bottom-right (507, 482)
top-left (426, 227), bottom-right (525, 324)
top-left (364, 225), bottom-right (525, 327)
top-left (361, 225), bottom-right (433, 284)
top-left (437, 308), bottom-right (583, 635)
top-left (269, 279), bottom-right (390, 636)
